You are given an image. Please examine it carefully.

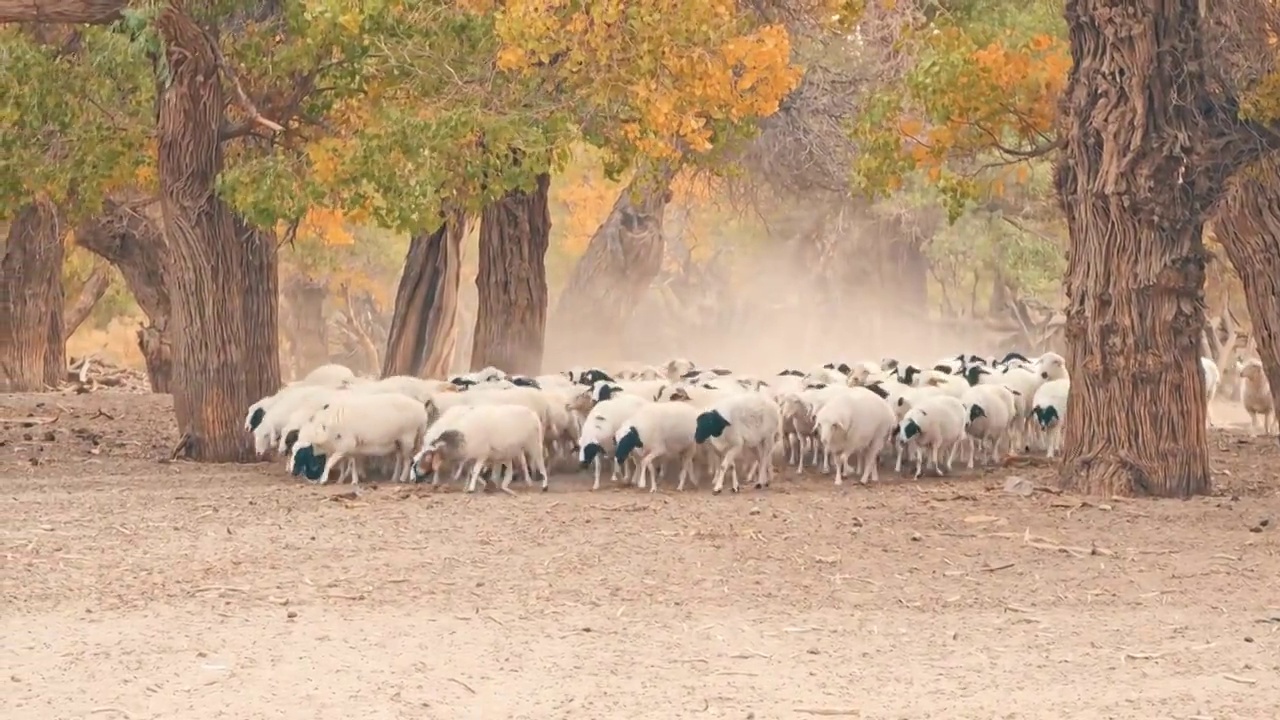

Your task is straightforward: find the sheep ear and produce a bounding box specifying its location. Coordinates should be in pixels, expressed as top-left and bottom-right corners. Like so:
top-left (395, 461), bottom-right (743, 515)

top-left (436, 430), bottom-right (465, 450)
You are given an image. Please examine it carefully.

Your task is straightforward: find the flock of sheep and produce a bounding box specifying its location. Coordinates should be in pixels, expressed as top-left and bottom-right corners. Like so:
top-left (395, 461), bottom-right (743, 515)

top-left (242, 350), bottom-right (1276, 494)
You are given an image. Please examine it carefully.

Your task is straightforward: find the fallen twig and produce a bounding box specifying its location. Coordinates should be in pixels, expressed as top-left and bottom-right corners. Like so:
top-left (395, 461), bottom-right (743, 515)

top-left (794, 709), bottom-right (860, 716)
top-left (1023, 528), bottom-right (1114, 558)
top-left (1223, 673), bottom-right (1257, 685)
top-left (446, 677), bottom-right (476, 694)
top-left (980, 562), bottom-right (1016, 572)
top-left (0, 415), bottom-right (58, 424)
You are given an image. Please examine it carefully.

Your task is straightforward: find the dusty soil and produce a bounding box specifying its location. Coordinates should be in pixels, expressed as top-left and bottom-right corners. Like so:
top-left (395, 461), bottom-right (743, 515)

top-left (3, 391), bottom-right (1280, 720)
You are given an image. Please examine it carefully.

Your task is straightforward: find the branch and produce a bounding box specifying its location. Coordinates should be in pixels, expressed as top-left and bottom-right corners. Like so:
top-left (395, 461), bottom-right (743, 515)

top-left (0, 0), bottom-right (125, 24)
top-left (63, 262), bottom-right (111, 340)
top-left (209, 41), bottom-right (284, 135)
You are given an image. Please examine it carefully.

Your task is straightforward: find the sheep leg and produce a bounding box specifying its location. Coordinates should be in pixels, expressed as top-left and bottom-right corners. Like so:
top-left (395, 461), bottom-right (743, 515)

top-left (712, 447), bottom-right (742, 494)
top-left (499, 461), bottom-right (518, 496)
top-left (794, 438), bottom-right (805, 473)
top-left (967, 437), bottom-right (977, 470)
top-left (317, 451), bottom-right (344, 486)
top-left (532, 449), bottom-right (550, 492)
top-left (860, 439), bottom-right (884, 485)
top-left (929, 444), bottom-right (941, 475)
top-left (894, 443), bottom-right (905, 474)
top-left (832, 451), bottom-right (846, 486)
top-left (591, 457), bottom-right (603, 491)
top-left (639, 456), bottom-right (659, 493)
top-left (912, 446), bottom-right (924, 479)
top-left (676, 451), bottom-right (696, 491)
top-left (348, 457), bottom-right (362, 485)
top-left (466, 461), bottom-right (486, 493)
top-left (944, 441), bottom-right (959, 474)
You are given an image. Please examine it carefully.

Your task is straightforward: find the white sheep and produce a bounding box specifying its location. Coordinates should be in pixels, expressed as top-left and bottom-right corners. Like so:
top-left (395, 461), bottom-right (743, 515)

top-left (291, 392), bottom-right (430, 485)
top-left (1031, 378), bottom-right (1070, 457)
top-left (959, 384), bottom-right (1017, 468)
top-left (299, 363), bottom-right (357, 387)
top-left (413, 404), bottom-right (548, 494)
top-left (896, 394), bottom-right (967, 478)
top-left (614, 401), bottom-right (702, 493)
top-left (248, 383), bottom-right (338, 457)
top-left (693, 392), bottom-right (783, 494)
top-left (1237, 359), bottom-right (1275, 435)
top-left (1201, 357), bottom-right (1221, 427)
top-left (814, 387), bottom-right (896, 486)
top-left (577, 395), bottom-right (649, 490)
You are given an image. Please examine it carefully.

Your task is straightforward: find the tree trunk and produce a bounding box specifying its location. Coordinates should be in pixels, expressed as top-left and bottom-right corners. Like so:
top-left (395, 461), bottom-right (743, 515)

top-left (0, 0), bottom-right (127, 23)
top-left (472, 174), bottom-right (552, 375)
top-left (74, 199), bottom-right (173, 392)
top-left (549, 167), bottom-right (675, 364)
top-left (282, 277), bottom-right (329, 377)
top-left (45, 278), bottom-right (66, 387)
top-left (63, 262), bottom-right (111, 340)
top-left (154, 7), bottom-right (279, 461)
top-left (1214, 154), bottom-right (1280, 427)
top-left (382, 216), bottom-right (463, 378)
top-left (1054, 0), bottom-right (1236, 496)
top-left (0, 201), bottom-right (65, 392)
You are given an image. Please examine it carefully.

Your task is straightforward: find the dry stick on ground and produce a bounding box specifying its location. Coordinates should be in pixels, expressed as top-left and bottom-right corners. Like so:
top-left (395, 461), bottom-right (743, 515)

top-left (0, 415), bottom-right (60, 424)
top-left (1023, 528), bottom-right (1114, 558)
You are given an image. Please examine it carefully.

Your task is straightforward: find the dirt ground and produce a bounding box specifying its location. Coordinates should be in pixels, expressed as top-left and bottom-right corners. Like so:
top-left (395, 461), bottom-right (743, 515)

top-left (2, 391), bottom-right (1280, 720)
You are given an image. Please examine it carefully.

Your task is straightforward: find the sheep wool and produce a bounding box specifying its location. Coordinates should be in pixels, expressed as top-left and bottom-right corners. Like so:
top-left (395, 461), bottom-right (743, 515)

top-left (897, 394), bottom-right (967, 478)
top-left (578, 394), bottom-right (649, 491)
top-left (814, 387), bottom-right (896, 486)
top-left (414, 404), bottom-right (548, 494)
top-left (614, 401), bottom-right (702, 493)
top-left (693, 391), bottom-right (783, 494)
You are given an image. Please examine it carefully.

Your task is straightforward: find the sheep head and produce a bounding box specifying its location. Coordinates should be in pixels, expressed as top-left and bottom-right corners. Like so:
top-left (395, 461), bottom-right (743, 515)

top-left (695, 410), bottom-right (731, 443)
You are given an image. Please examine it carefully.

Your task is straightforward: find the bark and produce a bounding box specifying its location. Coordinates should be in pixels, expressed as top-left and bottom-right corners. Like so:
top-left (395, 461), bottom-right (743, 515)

top-left (1054, 0), bottom-right (1238, 496)
top-left (0, 201), bottom-right (65, 392)
top-left (472, 173), bottom-right (552, 375)
top-left (1214, 154), bottom-right (1280, 423)
top-left (0, 0), bottom-right (126, 24)
top-left (282, 277), bottom-right (329, 377)
top-left (382, 217), bottom-right (463, 378)
top-left (154, 7), bottom-right (280, 460)
top-left (63, 262), bottom-right (111, 340)
top-left (74, 199), bottom-right (173, 392)
top-left (45, 275), bottom-right (65, 387)
top-left (550, 167), bottom-right (675, 357)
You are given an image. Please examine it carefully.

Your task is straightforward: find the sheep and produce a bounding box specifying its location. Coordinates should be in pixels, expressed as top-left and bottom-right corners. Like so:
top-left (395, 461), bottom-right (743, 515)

top-left (1202, 357), bottom-right (1221, 427)
top-left (614, 401), bottom-right (702, 493)
top-left (1031, 378), bottom-right (1070, 457)
top-left (1238, 359), bottom-right (1275, 435)
top-left (778, 392), bottom-right (819, 471)
top-left (577, 395), bottom-right (649, 490)
top-left (1032, 352), bottom-right (1069, 381)
top-left (412, 404), bottom-right (549, 494)
top-left (896, 394), bottom-right (968, 478)
top-left (693, 392), bottom-right (783, 494)
top-left (299, 363), bottom-right (357, 387)
top-left (814, 387), bottom-right (896, 486)
top-left (291, 392), bottom-right (430, 485)
top-left (426, 386), bottom-right (553, 442)
top-left (354, 375), bottom-right (452, 403)
top-left (248, 383), bottom-right (339, 457)
top-left (959, 384), bottom-right (1018, 468)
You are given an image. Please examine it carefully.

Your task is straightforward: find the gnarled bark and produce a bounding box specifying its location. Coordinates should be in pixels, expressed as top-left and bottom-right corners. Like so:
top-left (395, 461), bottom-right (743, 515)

top-left (0, 201), bottom-right (65, 392)
top-left (63, 262), bottom-right (111, 340)
top-left (549, 166), bottom-right (674, 362)
top-left (1053, 0), bottom-right (1249, 496)
top-left (382, 217), bottom-right (463, 378)
top-left (472, 174), bottom-right (551, 375)
top-left (45, 277), bottom-right (65, 387)
top-left (74, 199), bottom-right (173, 392)
top-left (154, 7), bottom-right (280, 460)
top-left (281, 277), bottom-right (329, 377)
top-left (1214, 154), bottom-right (1280, 424)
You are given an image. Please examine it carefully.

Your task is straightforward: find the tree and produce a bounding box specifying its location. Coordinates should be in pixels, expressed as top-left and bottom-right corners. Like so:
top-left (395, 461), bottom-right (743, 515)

top-left (487, 2), bottom-right (806, 357)
top-left (0, 201), bottom-right (64, 391)
top-left (472, 172), bottom-right (551, 374)
top-left (382, 216), bottom-right (464, 378)
top-left (72, 198), bottom-right (172, 391)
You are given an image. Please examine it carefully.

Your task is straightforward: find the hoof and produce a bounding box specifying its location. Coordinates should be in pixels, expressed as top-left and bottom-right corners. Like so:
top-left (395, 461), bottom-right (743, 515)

top-left (712, 488), bottom-right (722, 495)
top-left (541, 485), bottom-right (549, 492)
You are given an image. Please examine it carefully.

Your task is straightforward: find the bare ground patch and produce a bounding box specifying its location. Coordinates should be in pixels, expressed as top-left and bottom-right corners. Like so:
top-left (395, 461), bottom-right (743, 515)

top-left (2, 392), bottom-right (1280, 720)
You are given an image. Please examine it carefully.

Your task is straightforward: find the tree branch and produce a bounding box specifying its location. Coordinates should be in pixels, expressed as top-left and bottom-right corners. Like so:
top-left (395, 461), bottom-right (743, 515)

top-left (0, 0), bottom-right (126, 24)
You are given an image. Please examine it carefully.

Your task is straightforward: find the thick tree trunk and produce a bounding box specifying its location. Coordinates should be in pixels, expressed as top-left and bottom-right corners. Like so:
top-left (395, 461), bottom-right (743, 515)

top-left (45, 279), bottom-right (65, 387)
top-left (549, 167), bottom-right (674, 363)
top-left (0, 201), bottom-right (65, 392)
top-left (382, 217), bottom-right (463, 378)
top-left (282, 277), bottom-right (329, 377)
top-left (74, 199), bottom-right (173, 392)
top-left (63, 263), bottom-right (111, 339)
top-left (472, 174), bottom-right (552, 375)
top-left (154, 7), bottom-right (280, 461)
top-left (1054, 0), bottom-right (1233, 496)
top-left (1214, 154), bottom-right (1280, 426)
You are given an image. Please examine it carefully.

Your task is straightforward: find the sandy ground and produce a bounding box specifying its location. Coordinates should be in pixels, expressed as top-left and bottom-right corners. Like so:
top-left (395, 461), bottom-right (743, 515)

top-left (2, 392), bottom-right (1280, 720)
